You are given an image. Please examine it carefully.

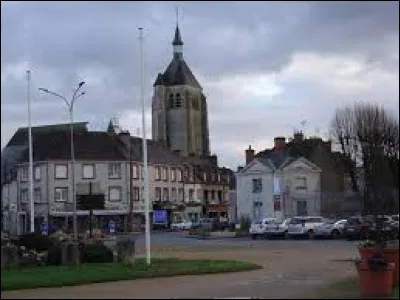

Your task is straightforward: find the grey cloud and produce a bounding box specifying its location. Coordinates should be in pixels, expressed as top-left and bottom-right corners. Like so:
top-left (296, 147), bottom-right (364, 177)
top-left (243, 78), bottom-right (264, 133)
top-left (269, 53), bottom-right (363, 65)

top-left (1, 1), bottom-right (398, 169)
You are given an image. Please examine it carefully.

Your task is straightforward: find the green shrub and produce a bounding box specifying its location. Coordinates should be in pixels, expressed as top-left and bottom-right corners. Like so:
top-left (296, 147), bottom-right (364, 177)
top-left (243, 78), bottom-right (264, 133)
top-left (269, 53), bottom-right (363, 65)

top-left (47, 245), bottom-right (63, 266)
top-left (17, 233), bottom-right (54, 252)
top-left (239, 215), bottom-right (252, 231)
top-left (80, 243), bottom-right (114, 263)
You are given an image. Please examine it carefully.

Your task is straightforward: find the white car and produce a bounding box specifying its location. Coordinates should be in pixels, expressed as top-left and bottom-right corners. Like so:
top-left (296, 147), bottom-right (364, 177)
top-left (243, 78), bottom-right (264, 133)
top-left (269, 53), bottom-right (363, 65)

top-left (171, 220), bottom-right (193, 231)
top-left (249, 218), bottom-right (278, 239)
top-left (287, 216), bottom-right (325, 239)
top-left (265, 218), bottom-right (292, 239)
top-left (314, 219), bottom-right (347, 239)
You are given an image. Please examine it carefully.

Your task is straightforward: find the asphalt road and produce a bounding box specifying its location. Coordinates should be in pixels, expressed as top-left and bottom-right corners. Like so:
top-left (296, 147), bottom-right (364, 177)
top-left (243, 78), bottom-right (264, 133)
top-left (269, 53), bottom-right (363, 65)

top-left (133, 231), bottom-right (357, 249)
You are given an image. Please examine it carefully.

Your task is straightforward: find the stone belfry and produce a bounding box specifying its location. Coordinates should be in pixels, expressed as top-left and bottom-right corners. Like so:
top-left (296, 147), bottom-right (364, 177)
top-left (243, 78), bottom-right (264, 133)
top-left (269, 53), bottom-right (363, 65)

top-left (151, 20), bottom-right (210, 157)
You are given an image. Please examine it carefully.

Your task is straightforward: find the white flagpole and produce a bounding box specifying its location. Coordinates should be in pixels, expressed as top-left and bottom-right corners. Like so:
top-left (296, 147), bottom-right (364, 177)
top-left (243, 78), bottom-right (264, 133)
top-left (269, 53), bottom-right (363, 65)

top-left (27, 69), bottom-right (35, 233)
top-left (139, 27), bottom-right (151, 265)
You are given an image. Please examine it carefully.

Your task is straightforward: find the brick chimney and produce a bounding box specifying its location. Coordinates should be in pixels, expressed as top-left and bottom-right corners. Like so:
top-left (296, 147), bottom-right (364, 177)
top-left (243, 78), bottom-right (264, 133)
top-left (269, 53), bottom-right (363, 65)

top-left (274, 137), bottom-right (286, 150)
top-left (245, 145), bottom-right (255, 165)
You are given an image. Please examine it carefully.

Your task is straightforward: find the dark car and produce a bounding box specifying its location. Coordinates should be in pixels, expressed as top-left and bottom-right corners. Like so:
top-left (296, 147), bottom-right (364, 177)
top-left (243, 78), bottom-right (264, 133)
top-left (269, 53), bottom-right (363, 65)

top-left (343, 216), bottom-right (374, 240)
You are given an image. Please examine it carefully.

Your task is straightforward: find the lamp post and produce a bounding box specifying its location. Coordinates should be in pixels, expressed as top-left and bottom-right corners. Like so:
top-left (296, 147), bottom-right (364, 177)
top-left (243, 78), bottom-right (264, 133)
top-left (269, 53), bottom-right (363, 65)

top-left (39, 82), bottom-right (86, 265)
top-left (138, 27), bottom-right (151, 265)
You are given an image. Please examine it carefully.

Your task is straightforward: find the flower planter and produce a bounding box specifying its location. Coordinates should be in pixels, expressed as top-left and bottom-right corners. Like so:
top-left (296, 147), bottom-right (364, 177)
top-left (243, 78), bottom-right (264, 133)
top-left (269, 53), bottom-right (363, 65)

top-left (358, 246), bottom-right (399, 286)
top-left (356, 260), bottom-right (395, 298)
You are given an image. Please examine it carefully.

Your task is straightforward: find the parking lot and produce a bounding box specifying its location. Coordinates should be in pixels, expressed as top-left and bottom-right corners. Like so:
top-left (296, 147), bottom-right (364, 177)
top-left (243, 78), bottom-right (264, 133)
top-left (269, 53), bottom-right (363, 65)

top-left (2, 231), bottom-right (359, 299)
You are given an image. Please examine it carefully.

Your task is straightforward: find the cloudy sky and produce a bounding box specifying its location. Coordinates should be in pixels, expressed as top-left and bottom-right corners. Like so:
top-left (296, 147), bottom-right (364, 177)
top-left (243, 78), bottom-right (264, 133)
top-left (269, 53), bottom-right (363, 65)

top-left (1, 1), bottom-right (399, 169)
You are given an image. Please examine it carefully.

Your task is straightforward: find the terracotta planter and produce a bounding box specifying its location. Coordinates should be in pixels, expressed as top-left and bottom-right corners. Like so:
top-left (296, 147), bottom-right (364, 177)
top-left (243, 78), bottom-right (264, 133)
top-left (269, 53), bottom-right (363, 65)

top-left (358, 247), bottom-right (399, 286)
top-left (384, 248), bottom-right (399, 286)
top-left (356, 260), bottom-right (395, 298)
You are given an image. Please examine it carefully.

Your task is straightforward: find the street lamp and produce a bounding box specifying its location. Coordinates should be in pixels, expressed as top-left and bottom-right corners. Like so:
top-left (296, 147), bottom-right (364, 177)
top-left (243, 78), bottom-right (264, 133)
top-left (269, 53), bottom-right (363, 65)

top-left (39, 82), bottom-right (86, 265)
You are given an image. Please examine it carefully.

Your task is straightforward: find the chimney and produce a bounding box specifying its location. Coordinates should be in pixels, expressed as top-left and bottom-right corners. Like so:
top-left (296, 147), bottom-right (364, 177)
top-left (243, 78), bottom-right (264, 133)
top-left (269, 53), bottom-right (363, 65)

top-left (208, 154), bottom-right (218, 166)
top-left (245, 145), bottom-right (255, 165)
top-left (293, 131), bottom-right (304, 143)
top-left (274, 137), bottom-right (286, 150)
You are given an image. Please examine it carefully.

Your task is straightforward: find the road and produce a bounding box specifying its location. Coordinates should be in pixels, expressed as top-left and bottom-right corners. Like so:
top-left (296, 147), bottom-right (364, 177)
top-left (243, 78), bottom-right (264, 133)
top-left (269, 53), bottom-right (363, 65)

top-left (2, 232), bottom-right (359, 299)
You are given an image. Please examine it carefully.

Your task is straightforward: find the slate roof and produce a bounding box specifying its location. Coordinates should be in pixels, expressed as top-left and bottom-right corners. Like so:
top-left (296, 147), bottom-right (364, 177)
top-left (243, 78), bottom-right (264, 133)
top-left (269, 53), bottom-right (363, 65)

top-left (172, 26), bottom-right (183, 46)
top-left (6, 122), bottom-right (88, 147)
top-left (154, 59), bottom-right (202, 89)
top-left (16, 131), bottom-right (126, 162)
top-left (153, 26), bottom-right (202, 89)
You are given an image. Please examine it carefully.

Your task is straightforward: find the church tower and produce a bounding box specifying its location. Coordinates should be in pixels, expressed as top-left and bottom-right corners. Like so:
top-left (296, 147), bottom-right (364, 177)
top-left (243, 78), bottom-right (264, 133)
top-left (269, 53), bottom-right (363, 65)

top-left (152, 23), bottom-right (210, 157)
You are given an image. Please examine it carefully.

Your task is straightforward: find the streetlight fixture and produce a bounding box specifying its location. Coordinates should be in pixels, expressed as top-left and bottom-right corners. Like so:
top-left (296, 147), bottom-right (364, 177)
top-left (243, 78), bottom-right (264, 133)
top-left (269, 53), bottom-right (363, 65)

top-left (39, 82), bottom-right (86, 265)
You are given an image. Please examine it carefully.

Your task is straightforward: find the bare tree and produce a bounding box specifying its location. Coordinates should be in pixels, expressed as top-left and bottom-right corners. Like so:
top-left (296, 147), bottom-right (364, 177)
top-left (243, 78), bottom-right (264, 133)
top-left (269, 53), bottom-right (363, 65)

top-left (330, 102), bottom-right (399, 215)
top-left (330, 105), bottom-right (360, 192)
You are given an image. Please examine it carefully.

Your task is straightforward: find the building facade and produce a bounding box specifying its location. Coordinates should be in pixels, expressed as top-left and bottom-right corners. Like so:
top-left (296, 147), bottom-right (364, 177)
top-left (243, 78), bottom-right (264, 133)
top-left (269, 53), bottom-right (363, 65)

top-left (236, 137), bottom-right (322, 221)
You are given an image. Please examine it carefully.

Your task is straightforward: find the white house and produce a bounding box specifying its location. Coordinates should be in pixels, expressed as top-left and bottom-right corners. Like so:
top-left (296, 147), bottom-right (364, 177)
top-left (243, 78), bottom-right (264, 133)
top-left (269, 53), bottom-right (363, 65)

top-left (236, 152), bottom-right (322, 221)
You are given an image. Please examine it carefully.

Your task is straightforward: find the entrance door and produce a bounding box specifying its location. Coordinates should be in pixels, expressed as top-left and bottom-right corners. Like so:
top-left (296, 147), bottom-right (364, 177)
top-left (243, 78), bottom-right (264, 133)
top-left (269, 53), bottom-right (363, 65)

top-left (296, 200), bottom-right (308, 216)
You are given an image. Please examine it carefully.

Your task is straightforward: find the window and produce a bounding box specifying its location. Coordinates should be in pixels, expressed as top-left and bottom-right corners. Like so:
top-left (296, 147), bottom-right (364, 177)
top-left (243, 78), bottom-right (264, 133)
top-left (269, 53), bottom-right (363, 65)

top-left (169, 94), bottom-right (174, 108)
top-left (189, 170), bottom-right (194, 182)
top-left (155, 166), bottom-right (161, 181)
top-left (171, 188), bottom-right (177, 201)
top-left (296, 177), bottom-right (307, 190)
top-left (211, 173), bottom-right (216, 182)
top-left (20, 189), bottom-right (28, 203)
top-left (217, 173), bottom-right (221, 183)
top-left (55, 164), bottom-right (68, 179)
top-left (162, 167), bottom-right (168, 181)
top-left (133, 187), bottom-right (140, 202)
top-left (82, 164), bottom-right (95, 179)
top-left (174, 93), bottom-right (182, 108)
top-left (204, 190), bottom-right (209, 201)
top-left (203, 172), bottom-right (207, 182)
top-left (163, 188), bottom-right (169, 201)
top-left (177, 169), bottom-right (182, 182)
top-left (171, 168), bottom-right (176, 181)
top-left (132, 165), bottom-right (139, 179)
top-left (217, 190), bottom-right (222, 202)
top-left (252, 178), bottom-right (262, 193)
top-left (178, 188), bottom-right (184, 202)
top-left (141, 187), bottom-right (144, 202)
top-left (189, 189), bottom-right (194, 201)
top-left (211, 190), bottom-right (215, 200)
top-left (109, 186), bottom-right (122, 202)
top-left (34, 188), bottom-right (41, 203)
top-left (108, 163), bottom-right (121, 179)
top-left (20, 167), bottom-right (28, 181)
top-left (34, 166), bottom-right (41, 181)
top-left (55, 187), bottom-right (68, 202)
top-left (155, 187), bottom-right (161, 201)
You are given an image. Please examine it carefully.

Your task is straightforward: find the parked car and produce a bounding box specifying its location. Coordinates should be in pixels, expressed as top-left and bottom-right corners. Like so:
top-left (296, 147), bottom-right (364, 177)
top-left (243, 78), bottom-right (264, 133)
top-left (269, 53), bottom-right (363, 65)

top-left (287, 216), bottom-right (325, 239)
top-left (343, 216), bottom-right (374, 240)
top-left (264, 218), bottom-right (291, 239)
top-left (249, 218), bottom-right (278, 239)
top-left (314, 219), bottom-right (347, 239)
top-left (170, 220), bottom-right (193, 231)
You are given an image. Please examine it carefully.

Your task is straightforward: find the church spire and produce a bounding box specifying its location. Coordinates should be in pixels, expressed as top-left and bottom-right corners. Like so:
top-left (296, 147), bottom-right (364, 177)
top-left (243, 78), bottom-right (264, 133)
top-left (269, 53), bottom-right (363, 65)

top-left (172, 7), bottom-right (183, 59)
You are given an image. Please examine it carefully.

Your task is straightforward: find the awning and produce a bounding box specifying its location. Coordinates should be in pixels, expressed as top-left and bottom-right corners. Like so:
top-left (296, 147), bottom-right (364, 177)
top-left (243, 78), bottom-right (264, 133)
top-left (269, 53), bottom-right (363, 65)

top-left (50, 210), bottom-right (128, 217)
top-left (206, 204), bottom-right (227, 213)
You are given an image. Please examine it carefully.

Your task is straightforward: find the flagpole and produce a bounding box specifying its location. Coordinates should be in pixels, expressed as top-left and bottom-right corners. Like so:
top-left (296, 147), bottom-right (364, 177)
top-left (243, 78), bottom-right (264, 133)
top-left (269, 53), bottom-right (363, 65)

top-left (139, 27), bottom-right (151, 265)
top-left (27, 69), bottom-right (35, 233)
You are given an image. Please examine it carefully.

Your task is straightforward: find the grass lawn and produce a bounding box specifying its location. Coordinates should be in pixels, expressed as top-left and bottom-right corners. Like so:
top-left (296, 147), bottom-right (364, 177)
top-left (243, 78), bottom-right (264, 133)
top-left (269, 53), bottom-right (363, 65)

top-left (317, 277), bottom-right (399, 299)
top-left (1, 258), bottom-right (262, 291)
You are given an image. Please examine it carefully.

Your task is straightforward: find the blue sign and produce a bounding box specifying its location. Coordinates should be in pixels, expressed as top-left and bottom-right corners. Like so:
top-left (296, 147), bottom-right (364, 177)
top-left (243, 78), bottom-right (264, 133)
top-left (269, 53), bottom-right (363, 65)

top-left (153, 210), bottom-right (168, 224)
top-left (41, 221), bottom-right (48, 236)
top-left (108, 220), bottom-right (115, 234)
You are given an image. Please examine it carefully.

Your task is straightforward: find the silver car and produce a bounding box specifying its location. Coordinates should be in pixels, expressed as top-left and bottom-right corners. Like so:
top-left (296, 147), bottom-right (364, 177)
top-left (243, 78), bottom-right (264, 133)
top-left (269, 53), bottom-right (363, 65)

top-left (314, 219), bottom-right (347, 239)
